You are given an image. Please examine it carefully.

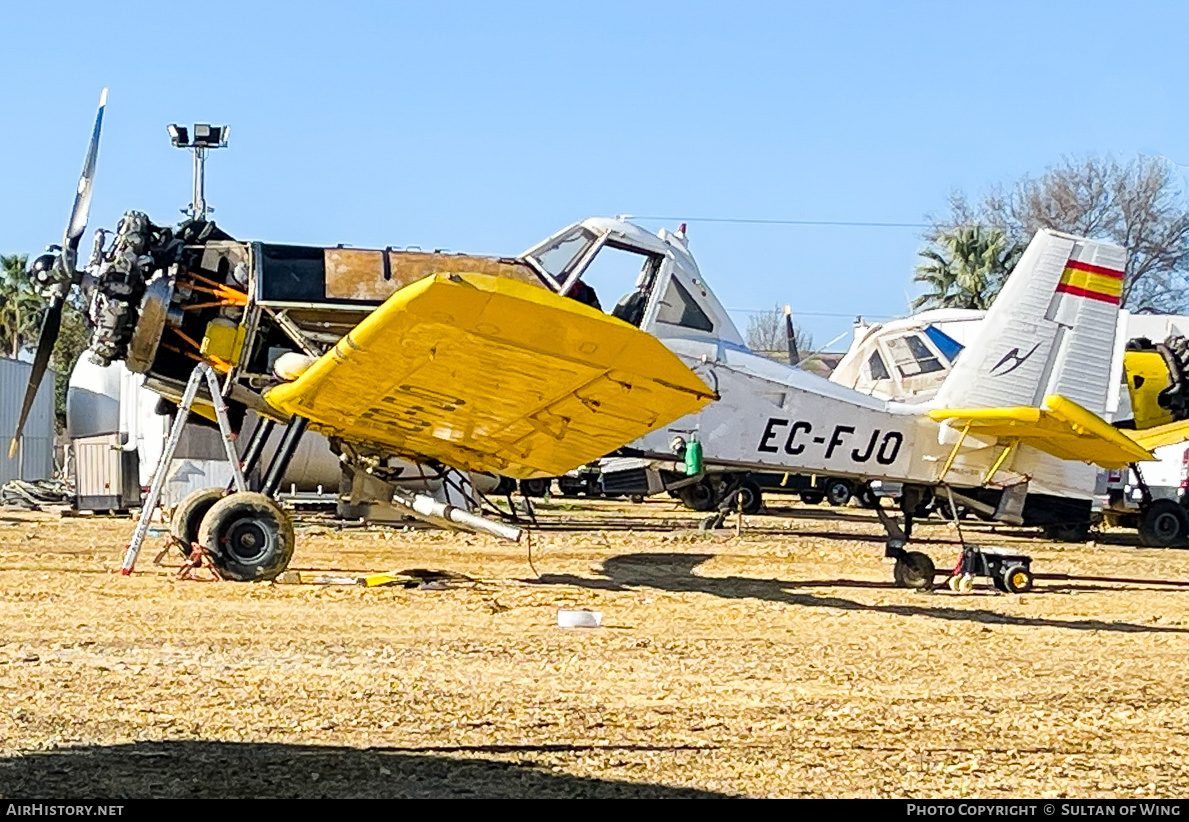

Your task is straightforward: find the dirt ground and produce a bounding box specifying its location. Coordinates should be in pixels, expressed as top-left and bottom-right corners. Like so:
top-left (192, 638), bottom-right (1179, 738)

top-left (1, 495), bottom-right (1188, 799)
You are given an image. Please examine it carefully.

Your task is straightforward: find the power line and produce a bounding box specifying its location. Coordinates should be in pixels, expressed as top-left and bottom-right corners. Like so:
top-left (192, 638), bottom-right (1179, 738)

top-left (631, 215), bottom-right (929, 229)
top-left (727, 307), bottom-right (896, 319)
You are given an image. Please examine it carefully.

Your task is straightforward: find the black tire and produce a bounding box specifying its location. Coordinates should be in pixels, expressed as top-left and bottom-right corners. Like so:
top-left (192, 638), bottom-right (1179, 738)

top-left (170, 487), bottom-right (224, 556)
top-left (1001, 563), bottom-right (1034, 594)
top-left (677, 479), bottom-right (716, 512)
top-left (824, 479), bottom-right (852, 507)
top-left (893, 551), bottom-right (935, 590)
top-left (198, 492), bottom-right (295, 582)
top-left (519, 478), bottom-right (549, 498)
top-left (493, 476), bottom-right (516, 496)
top-left (737, 480), bottom-right (763, 515)
top-left (1138, 499), bottom-right (1189, 547)
top-left (800, 490), bottom-right (824, 505)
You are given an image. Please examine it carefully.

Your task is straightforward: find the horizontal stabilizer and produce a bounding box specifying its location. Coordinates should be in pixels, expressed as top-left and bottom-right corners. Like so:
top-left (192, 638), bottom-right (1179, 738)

top-left (1123, 419), bottom-right (1189, 452)
top-left (929, 394), bottom-right (1153, 469)
top-left (265, 272), bottom-right (717, 479)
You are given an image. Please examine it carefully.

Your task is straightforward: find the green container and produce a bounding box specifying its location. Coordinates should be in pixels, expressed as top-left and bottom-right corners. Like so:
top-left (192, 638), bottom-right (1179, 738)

top-left (684, 440), bottom-right (704, 476)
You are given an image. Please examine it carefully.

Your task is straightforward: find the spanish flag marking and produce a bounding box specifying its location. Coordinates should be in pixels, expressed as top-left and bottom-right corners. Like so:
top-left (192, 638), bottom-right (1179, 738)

top-left (1055, 259), bottom-right (1124, 305)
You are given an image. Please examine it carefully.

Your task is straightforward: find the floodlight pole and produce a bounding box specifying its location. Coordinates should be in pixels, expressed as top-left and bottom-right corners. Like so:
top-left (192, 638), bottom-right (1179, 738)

top-left (170, 123), bottom-right (228, 221)
top-left (192, 145), bottom-right (208, 221)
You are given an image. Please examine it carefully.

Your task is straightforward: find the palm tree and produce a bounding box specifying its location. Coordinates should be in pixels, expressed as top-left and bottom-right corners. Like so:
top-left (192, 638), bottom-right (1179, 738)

top-left (0, 254), bottom-right (43, 358)
top-left (911, 226), bottom-right (1024, 311)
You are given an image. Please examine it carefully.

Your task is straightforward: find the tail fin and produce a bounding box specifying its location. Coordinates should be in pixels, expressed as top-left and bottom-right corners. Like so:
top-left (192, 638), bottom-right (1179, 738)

top-left (933, 228), bottom-right (1126, 416)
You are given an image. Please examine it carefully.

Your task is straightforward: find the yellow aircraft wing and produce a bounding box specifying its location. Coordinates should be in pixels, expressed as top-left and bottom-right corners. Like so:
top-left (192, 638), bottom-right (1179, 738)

top-left (928, 394), bottom-right (1154, 469)
top-left (265, 272), bottom-right (717, 479)
top-left (1122, 419), bottom-right (1189, 452)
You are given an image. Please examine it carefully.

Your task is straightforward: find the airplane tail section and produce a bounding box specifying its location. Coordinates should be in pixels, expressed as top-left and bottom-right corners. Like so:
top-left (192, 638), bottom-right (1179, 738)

top-left (933, 229), bottom-right (1127, 417)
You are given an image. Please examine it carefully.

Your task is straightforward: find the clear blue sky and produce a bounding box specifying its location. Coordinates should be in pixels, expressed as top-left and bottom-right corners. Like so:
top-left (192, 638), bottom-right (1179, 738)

top-left (1, 1), bottom-right (1186, 349)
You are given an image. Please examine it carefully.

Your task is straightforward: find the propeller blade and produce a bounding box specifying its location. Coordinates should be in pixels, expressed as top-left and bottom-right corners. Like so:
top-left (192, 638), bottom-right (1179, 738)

top-left (8, 299), bottom-right (63, 460)
top-left (784, 304), bottom-right (800, 365)
top-left (63, 88), bottom-right (107, 253)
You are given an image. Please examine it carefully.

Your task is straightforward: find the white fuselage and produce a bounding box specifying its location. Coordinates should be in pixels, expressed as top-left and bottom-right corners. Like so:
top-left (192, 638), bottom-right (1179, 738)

top-left (523, 218), bottom-right (1121, 504)
top-left (631, 337), bottom-right (1097, 499)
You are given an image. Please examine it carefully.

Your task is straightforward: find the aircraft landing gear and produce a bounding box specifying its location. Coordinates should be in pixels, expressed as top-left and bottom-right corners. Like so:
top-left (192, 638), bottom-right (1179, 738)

top-left (170, 487), bottom-right (224, 557)
top-left (190, 414), bottom-right (306, 581)
top-left (874, 487), bottom-right (934, 589)
top-left (198, 491), bottom-right (295, 582)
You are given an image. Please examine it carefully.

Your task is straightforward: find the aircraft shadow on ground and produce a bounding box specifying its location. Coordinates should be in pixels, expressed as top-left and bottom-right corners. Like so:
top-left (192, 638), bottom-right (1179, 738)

top-left (0, 740), bottom-right (731, 799)
top-left (533, 516), bottom-right (958, 547)
top-left (532, 553), bottom-right (1189, 635)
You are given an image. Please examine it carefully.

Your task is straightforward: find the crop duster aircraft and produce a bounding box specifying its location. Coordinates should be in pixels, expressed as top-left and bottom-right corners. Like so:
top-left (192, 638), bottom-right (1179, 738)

top-left (11, 90), bottom-right (1163, 585)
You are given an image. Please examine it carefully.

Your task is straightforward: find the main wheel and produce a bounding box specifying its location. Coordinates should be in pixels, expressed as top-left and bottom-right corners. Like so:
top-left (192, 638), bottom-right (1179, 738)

top-left (893, 551), bottom-right (935, 590)
top-left (170, 487), bottom-right (224, 557)
top-left (737, 480), bottom-right (763, 514)
top-left (677, 478), bottom-right (717, 512)
top-left (197, 492), bottom-right (295, 582)
top-left (1138, 499), bottom-right (1189, 548)
top-left (800, 490), bottom-right (824, 505)
top-left (1000, 564), bottom-right (1034, 594)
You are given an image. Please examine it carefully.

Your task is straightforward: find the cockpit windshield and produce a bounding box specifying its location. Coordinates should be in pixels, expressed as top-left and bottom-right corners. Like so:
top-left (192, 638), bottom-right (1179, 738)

top-left (526, 226), bottom-right (599, 285)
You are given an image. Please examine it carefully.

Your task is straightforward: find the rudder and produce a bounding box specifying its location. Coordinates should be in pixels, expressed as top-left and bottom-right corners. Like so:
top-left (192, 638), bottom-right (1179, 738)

top-left (933, 229), bottom-right (1126, 417)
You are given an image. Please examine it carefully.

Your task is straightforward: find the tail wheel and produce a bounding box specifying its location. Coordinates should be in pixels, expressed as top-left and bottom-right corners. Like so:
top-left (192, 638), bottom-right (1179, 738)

top-left (893, 551), bottom-right (935, 590)
top-left (1138, 499), bottom-right (1189, 547)
top-left (198, 492), bottom-right (295, 582)
top-left (170, 487), bottom-right (225, 557)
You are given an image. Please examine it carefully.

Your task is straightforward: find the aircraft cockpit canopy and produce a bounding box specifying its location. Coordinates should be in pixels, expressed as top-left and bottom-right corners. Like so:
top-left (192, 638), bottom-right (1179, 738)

top-left (520, 218), bottom-right (737, 343)
top-left (524, 223), bottom-right (665, 328)
top-left (525, 225), bottom-right (600, 288)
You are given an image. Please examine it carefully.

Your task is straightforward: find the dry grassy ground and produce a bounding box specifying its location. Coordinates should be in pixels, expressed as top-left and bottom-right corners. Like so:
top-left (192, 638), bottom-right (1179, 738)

top-left (1, 496), bottom-right (1188, 798)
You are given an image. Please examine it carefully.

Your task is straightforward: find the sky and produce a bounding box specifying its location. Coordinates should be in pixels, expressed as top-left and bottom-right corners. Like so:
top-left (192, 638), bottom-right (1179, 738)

top-left (1, 0), bottom-right (1186, 350)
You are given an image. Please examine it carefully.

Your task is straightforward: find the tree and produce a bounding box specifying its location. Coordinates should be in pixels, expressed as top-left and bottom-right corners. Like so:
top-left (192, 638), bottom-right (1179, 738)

top-left (922, 155), bottom-right (1189, 312)
top-left (0, 253), bottom-right (90, 429)
top-left (911, 226), bottom-right (1024, 311)
top-left (50, 305), bottom-right (89, 430)
top-left (745, 305), bottom-right (813, 361)
top-left (0, 254), bottom-right (42, 358)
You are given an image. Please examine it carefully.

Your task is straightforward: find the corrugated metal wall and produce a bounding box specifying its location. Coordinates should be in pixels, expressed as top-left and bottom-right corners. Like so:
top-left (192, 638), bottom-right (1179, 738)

top-left (0, 358), bottom-right (55, 483)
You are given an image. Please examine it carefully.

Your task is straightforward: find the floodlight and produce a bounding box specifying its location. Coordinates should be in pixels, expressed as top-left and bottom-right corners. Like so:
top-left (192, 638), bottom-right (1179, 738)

top-left (167, 122), bottom-right (231, 220)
